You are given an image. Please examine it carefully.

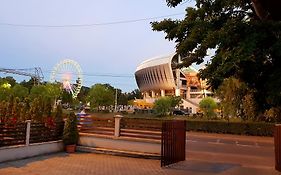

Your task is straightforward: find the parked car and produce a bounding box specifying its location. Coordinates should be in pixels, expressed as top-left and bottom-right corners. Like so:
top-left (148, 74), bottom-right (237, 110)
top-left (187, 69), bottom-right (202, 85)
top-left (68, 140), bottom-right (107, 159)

top-left (172, 109), bottom-right (189, 116)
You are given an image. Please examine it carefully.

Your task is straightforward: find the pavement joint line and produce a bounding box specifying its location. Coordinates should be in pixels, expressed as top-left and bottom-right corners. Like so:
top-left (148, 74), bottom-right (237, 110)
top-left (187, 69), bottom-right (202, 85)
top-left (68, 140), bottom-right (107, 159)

top-left (186, 140), bottom-right (197, 143)
top-left (207, 141), bottom-right (225, 145)
top-left (236, 143), bottom-right (255, 147)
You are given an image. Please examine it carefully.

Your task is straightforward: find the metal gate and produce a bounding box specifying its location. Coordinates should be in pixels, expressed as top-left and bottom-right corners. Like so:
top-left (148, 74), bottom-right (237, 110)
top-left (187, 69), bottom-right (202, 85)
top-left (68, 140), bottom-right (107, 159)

top-left (161, 120), bottom-right (186, 167)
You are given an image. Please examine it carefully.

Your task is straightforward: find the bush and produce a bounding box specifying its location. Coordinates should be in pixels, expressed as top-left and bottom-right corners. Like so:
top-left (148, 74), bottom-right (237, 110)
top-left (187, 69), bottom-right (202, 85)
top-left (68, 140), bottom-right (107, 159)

top-left (199, 97), bottom-right (217, 119)
top-left (63, 112), bottom-right (79, 145)
top-left (153, 96), bottom-right (181, 116)
top-left (186, 120), bottom-right (274, 136)
top-left (54, 104), bottom-right (63, 122)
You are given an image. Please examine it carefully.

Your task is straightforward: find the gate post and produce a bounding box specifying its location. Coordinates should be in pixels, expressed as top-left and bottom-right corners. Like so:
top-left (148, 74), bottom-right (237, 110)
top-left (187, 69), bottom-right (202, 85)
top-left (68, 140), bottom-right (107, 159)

top-left (26, 120), bottom-right (31, 146)
top-left (114, 115), bottom-right (123, 137)
top-left (275, 124), bottom-right (281, 171)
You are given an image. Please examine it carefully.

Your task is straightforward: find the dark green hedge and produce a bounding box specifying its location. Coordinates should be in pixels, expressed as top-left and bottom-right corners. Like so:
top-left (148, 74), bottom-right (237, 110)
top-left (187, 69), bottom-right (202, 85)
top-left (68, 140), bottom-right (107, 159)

top-left (186, 120), bottom-right (274, 136)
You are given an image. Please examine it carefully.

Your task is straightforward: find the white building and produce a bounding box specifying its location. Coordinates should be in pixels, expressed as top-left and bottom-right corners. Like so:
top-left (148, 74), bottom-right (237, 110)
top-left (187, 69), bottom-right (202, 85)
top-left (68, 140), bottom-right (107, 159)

top-left (135, 54), bottom-right (212, 113)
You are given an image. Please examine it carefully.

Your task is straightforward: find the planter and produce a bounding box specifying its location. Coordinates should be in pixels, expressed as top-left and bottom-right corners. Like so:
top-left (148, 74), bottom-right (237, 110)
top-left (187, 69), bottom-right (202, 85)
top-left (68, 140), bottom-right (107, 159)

top-left (65, 144), bottom-right (76, 153)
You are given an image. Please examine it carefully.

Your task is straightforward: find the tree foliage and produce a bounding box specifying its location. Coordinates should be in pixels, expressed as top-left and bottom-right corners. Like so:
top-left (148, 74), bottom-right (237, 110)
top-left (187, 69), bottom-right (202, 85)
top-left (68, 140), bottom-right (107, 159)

top-left (153, 96), bottom-right (182, 116)
top-left (216, 77), bottom-right (247, 118)
top-left (199, 97), bottom-right (217, 119)
top-left (12, 84), bottom-right (29, 100)
top-left (63, 112), bottom-right (79, 145)
top-left (152, 0), bottom-right (281, 113)
top-left (87, 84), bottom-right (114, 108)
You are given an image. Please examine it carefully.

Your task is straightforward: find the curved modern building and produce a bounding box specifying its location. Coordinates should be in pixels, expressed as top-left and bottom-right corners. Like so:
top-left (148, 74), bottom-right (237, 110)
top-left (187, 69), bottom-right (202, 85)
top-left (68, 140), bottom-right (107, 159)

top-left (135, 54), bottom-right (212, 113)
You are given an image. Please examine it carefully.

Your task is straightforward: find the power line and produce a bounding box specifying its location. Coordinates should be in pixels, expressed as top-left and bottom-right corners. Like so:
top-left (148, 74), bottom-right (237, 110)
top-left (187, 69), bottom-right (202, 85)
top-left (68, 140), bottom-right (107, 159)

top-left (0, 13), bottom-right (184, 28)
top-left (42, 69), bottom-right (135, 78)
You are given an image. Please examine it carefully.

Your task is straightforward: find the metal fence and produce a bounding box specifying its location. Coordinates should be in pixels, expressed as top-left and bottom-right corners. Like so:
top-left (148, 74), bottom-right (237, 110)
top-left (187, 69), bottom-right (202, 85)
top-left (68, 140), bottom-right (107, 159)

top-left (30, 122), bottom-right (64, 144)
top-left (0, 121), bottom-right (64, 147)
top-left (0, 123), bottom-right (26, 147)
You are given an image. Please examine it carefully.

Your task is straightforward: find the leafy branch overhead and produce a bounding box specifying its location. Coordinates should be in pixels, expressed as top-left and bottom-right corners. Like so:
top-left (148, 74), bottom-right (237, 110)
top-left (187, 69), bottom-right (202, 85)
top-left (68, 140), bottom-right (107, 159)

top-left (152, 0), bottom-right (281, 112)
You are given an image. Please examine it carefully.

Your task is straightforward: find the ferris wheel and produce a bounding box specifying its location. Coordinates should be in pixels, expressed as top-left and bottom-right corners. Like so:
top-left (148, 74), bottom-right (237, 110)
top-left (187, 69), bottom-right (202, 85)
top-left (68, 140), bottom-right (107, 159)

top-left (50, 59), bottom-right (83, 99)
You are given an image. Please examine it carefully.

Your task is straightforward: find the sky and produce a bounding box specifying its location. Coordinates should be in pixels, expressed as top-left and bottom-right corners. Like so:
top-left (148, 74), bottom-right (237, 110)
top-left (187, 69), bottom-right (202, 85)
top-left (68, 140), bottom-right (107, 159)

top-left (0, 0), bottom-right (195, 92)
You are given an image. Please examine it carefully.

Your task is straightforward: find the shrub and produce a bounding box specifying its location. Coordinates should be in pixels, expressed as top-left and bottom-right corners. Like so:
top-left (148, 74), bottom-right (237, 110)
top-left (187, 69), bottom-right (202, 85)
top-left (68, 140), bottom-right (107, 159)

top-left (153, 96), bottom-right (182, 116)
top-left (186, 120), bottom-right (274, 136)
top-left (54, 104), bottom-right (63, 122)
top-left (199, 97), bottom-right (217, 119)
top-left (63, 112), bottom-right (79, 145)
top-left (153, 97), bottom-right (171, 116)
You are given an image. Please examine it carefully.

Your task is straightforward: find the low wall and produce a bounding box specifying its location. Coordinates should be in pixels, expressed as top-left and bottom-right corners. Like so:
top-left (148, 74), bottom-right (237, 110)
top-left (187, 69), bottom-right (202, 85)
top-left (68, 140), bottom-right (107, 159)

top-left (78, 133), bottom-right (161, 155)
top-left (0, 141), bottom-right (64, 163)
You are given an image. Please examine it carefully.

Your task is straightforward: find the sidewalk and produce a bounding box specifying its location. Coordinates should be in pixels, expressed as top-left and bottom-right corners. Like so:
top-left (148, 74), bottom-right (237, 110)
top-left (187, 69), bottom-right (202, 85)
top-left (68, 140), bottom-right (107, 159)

top-left (0, 152), bottom-right (280, 175)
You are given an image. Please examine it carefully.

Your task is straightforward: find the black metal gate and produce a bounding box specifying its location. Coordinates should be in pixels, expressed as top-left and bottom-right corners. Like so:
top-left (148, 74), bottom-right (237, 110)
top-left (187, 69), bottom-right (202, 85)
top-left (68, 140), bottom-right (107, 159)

top-left (161, 120), bottom-right (186, 167)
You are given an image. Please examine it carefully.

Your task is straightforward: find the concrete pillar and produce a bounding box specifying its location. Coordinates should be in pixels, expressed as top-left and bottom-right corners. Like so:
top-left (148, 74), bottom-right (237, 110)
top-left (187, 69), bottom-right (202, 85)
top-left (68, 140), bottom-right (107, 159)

top-left (114, 115), bottom-right (123, 137)
top-left (26, 120), bottom-right (31, 146)
top-left (151, 91), bottom-right (155, 98)
top-left (175, 89), bottom-right (180, 97)
top-left (145, 92), bottom-right (150, 98)
top-left (161, 89), bottom-right (165, 97)
top-left (187, 87), bottom-right (191, 99)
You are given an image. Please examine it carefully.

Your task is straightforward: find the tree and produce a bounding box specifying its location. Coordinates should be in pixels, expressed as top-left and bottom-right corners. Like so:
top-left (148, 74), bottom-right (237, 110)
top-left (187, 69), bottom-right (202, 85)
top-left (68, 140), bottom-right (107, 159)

top-left (153, 97), bottom-right (172, 116)
top-left (43, 97), bottom-right (53, 117)
top-left (11, 97), bottom-right (21, 121)
top-left (0, 86), bottom-right (12, 101)
top-left (216, 77), bottom-right (258, 120)
top-left (216, 77), bottom-right (247, 118)
top-left (0, 76), bottom-right (16, 87)
top-left (63, 112), bottom-right (79, 146)
top-left (199, 97), bottom-right (218, 119)
top-left (12, 84), bottom-right (29, 100)
top-left (242, 92), bottom-right (257, 121)
top-left (20, 78), bottom-right (34, 92)
top-left (127, 89), bottom-right (142, 100)
top-left (44, 83), bottom-right (61, 101)
top-left (77, 86), bottom-right (90, 103)
top-left (29, 85), bottom-right (46, 100)
top-left (0, 101), bottom-right (8, 122)
top-left (87, 84), bottom-right (114, 109)
top-left (54, 104), bottom-right (63, 122)
top-left (152, 0), bottom-right (281, 114)
top-left (29, 97), bottom-right (44, 122)
top-left (153, 96), bottom-right (182, 116)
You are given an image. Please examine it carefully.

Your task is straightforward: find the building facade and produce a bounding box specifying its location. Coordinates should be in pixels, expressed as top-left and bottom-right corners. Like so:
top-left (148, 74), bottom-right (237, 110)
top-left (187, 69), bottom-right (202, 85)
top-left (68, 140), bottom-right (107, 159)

top-left (135, 54), bottom-right (212, 113)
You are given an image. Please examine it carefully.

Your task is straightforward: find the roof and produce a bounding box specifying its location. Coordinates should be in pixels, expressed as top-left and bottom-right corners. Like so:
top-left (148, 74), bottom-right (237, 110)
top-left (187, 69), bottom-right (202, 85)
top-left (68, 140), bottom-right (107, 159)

top-left (181, 66), bottom-right (198, 74)
top-left (136, 54), bottom-right (174, 72)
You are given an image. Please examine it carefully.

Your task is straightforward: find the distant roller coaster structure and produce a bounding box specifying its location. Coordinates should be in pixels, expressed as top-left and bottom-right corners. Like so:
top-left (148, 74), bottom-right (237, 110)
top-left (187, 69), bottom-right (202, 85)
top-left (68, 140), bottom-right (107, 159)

top-left (0, 67), bottom-right (44, 84)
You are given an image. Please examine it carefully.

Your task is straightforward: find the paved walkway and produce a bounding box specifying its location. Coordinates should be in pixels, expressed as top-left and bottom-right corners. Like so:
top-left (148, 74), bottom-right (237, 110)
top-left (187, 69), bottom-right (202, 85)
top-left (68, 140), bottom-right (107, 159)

top-left (0, 152), bottom-right (280, 175)
top-left (0, 132), bottom-right (280, 175)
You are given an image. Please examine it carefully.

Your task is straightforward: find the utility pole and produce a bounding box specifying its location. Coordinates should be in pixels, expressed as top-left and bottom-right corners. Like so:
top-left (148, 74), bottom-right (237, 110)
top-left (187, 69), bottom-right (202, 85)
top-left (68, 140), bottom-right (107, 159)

top-left (114, 88), bottom-right (118, 112)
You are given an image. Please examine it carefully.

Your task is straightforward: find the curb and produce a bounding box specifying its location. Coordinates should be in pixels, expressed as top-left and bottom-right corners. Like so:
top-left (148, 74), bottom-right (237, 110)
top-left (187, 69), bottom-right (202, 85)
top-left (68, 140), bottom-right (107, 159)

top-left (77, 146), bottom-right (161, 160)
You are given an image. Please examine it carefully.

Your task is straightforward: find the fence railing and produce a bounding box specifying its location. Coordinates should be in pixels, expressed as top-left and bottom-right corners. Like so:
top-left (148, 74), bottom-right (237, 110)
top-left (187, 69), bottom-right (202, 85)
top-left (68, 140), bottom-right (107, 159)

top-left (120, 118), bottom-right (162, 140)
top-left (0, 120), bottom-right (64, 147)
top-left (0, 123), bottom-right (26, 147)
top-left (78, 115), bottom-right (114, 136)
top-left (78, 115), bottom-right (162, 141)
top-left (30, 122), bottom-right (64, 144)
